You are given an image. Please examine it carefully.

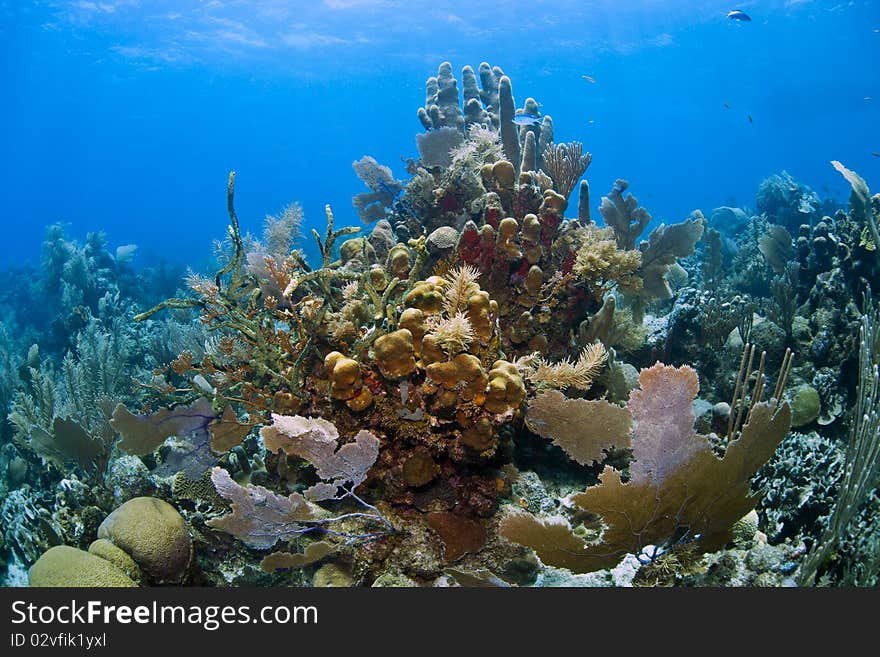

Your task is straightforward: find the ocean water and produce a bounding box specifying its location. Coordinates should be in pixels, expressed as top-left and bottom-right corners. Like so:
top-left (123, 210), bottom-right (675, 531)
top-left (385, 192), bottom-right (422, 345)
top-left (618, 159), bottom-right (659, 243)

top-left (3, 0), bottom-right (877, 267)
top-left (2, 1), bottom-right (880, 589)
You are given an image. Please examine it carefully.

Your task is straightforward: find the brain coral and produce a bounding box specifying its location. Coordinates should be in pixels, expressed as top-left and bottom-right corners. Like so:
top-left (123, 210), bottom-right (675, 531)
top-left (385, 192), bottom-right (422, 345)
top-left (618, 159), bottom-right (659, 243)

top-left (97, 497), bottom-right (192, 584)
top-left (29, 545), bottom-right (138, 587)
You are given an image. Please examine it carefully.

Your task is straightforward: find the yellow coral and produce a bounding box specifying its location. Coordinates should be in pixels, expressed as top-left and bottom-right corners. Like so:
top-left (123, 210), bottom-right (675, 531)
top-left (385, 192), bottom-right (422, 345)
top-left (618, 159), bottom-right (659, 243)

top-left (426, 353), bottom-right (488, 404)
top-left (339, 237), bottom-right (374, 265)
top-left (541, 189), bottom-right (567, 214)
top-left (461, 416), bottom-right (496, 452)
top-left (324, 351), bottom-right (372, 411)
top-left (521, 214), bottom-right (541, 244)
top-left (398, 307), bottom-right (425, 355)
top-left (387, 243), bottom-right (411, 280)
top-left (404, 276), bottom-right (444, 314)
top-left (324, 351), bottom-right (361, 400)
top-left (466, 290), bottom-right (497, 342)
top-left (484, 360), bottom-right (526, 414)
top-left (368, 265), bottom-right (389, 292)
top-left (346, 387), bottom-right (373, 412)
top-left (372, 329), bottom-right (416, 379)
top-left (418, 333), bottom-right (446, 367)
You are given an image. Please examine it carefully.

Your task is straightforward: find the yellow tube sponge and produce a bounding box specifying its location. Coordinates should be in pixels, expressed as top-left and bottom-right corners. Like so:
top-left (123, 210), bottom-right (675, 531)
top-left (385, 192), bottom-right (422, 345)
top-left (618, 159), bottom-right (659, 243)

top-left (492, 160), bottom-right (516, 189)
top-left (496, 217), bottom-right (521, 259)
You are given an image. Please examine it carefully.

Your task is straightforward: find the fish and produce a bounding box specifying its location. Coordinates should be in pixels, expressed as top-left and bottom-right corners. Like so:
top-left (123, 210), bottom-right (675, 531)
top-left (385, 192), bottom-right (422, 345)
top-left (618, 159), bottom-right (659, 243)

top-left (727, 9), bottom-right (751, 21)
top-left (865, 96), bottom-right (873, 101)
top-left (581, 74), bottom-right (596, 83)
top-left (873, 152), bottom-right (880, 158)
top-left (724, 102), bottom-right (731, 109)
top-left (511, 114), bottom-right (541, 126)
top-left (748, 114), bottom-right (753, 123)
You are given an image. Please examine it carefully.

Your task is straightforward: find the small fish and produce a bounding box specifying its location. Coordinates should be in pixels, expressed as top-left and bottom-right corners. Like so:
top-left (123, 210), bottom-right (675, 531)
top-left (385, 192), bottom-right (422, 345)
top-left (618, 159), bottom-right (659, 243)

top-left (865, 96), bottom-right (873, 101)
top-left (511, 114), bottom-right (541, 126)
top-left (587, 119), bottom-right (596, 125)
top-left (581, 74), bottom-right (596, 83)
top-left (873, 152), bottom-right (880, 158)
top-left (724, 102), bottom-right (731, 109)
top-left (748, 114), bottom-right (753, 123)
top-left (727, 9), bottom-right (751, 21)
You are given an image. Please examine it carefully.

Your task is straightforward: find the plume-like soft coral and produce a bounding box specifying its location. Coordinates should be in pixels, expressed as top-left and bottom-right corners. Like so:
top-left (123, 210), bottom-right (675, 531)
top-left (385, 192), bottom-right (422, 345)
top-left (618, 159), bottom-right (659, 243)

top-left (541, 141), bottom-right (592, 202)
top-left (526, 342), bottom-right (608, 391)
top-left (441, 264), bottom-right (482, 314)
top-left (428, 311), bottom-right (476, 356)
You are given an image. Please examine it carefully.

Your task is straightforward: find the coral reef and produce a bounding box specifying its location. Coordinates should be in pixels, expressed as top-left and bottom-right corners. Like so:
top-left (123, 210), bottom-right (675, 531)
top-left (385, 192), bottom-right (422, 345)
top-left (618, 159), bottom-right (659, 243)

top-left (3, 64), bottom-right (880, 589)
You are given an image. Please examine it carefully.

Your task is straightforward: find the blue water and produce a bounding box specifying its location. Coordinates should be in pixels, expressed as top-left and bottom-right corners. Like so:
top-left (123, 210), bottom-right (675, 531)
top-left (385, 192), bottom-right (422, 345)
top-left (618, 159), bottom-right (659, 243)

top-left (2, 0), bottom-right (878, 270)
